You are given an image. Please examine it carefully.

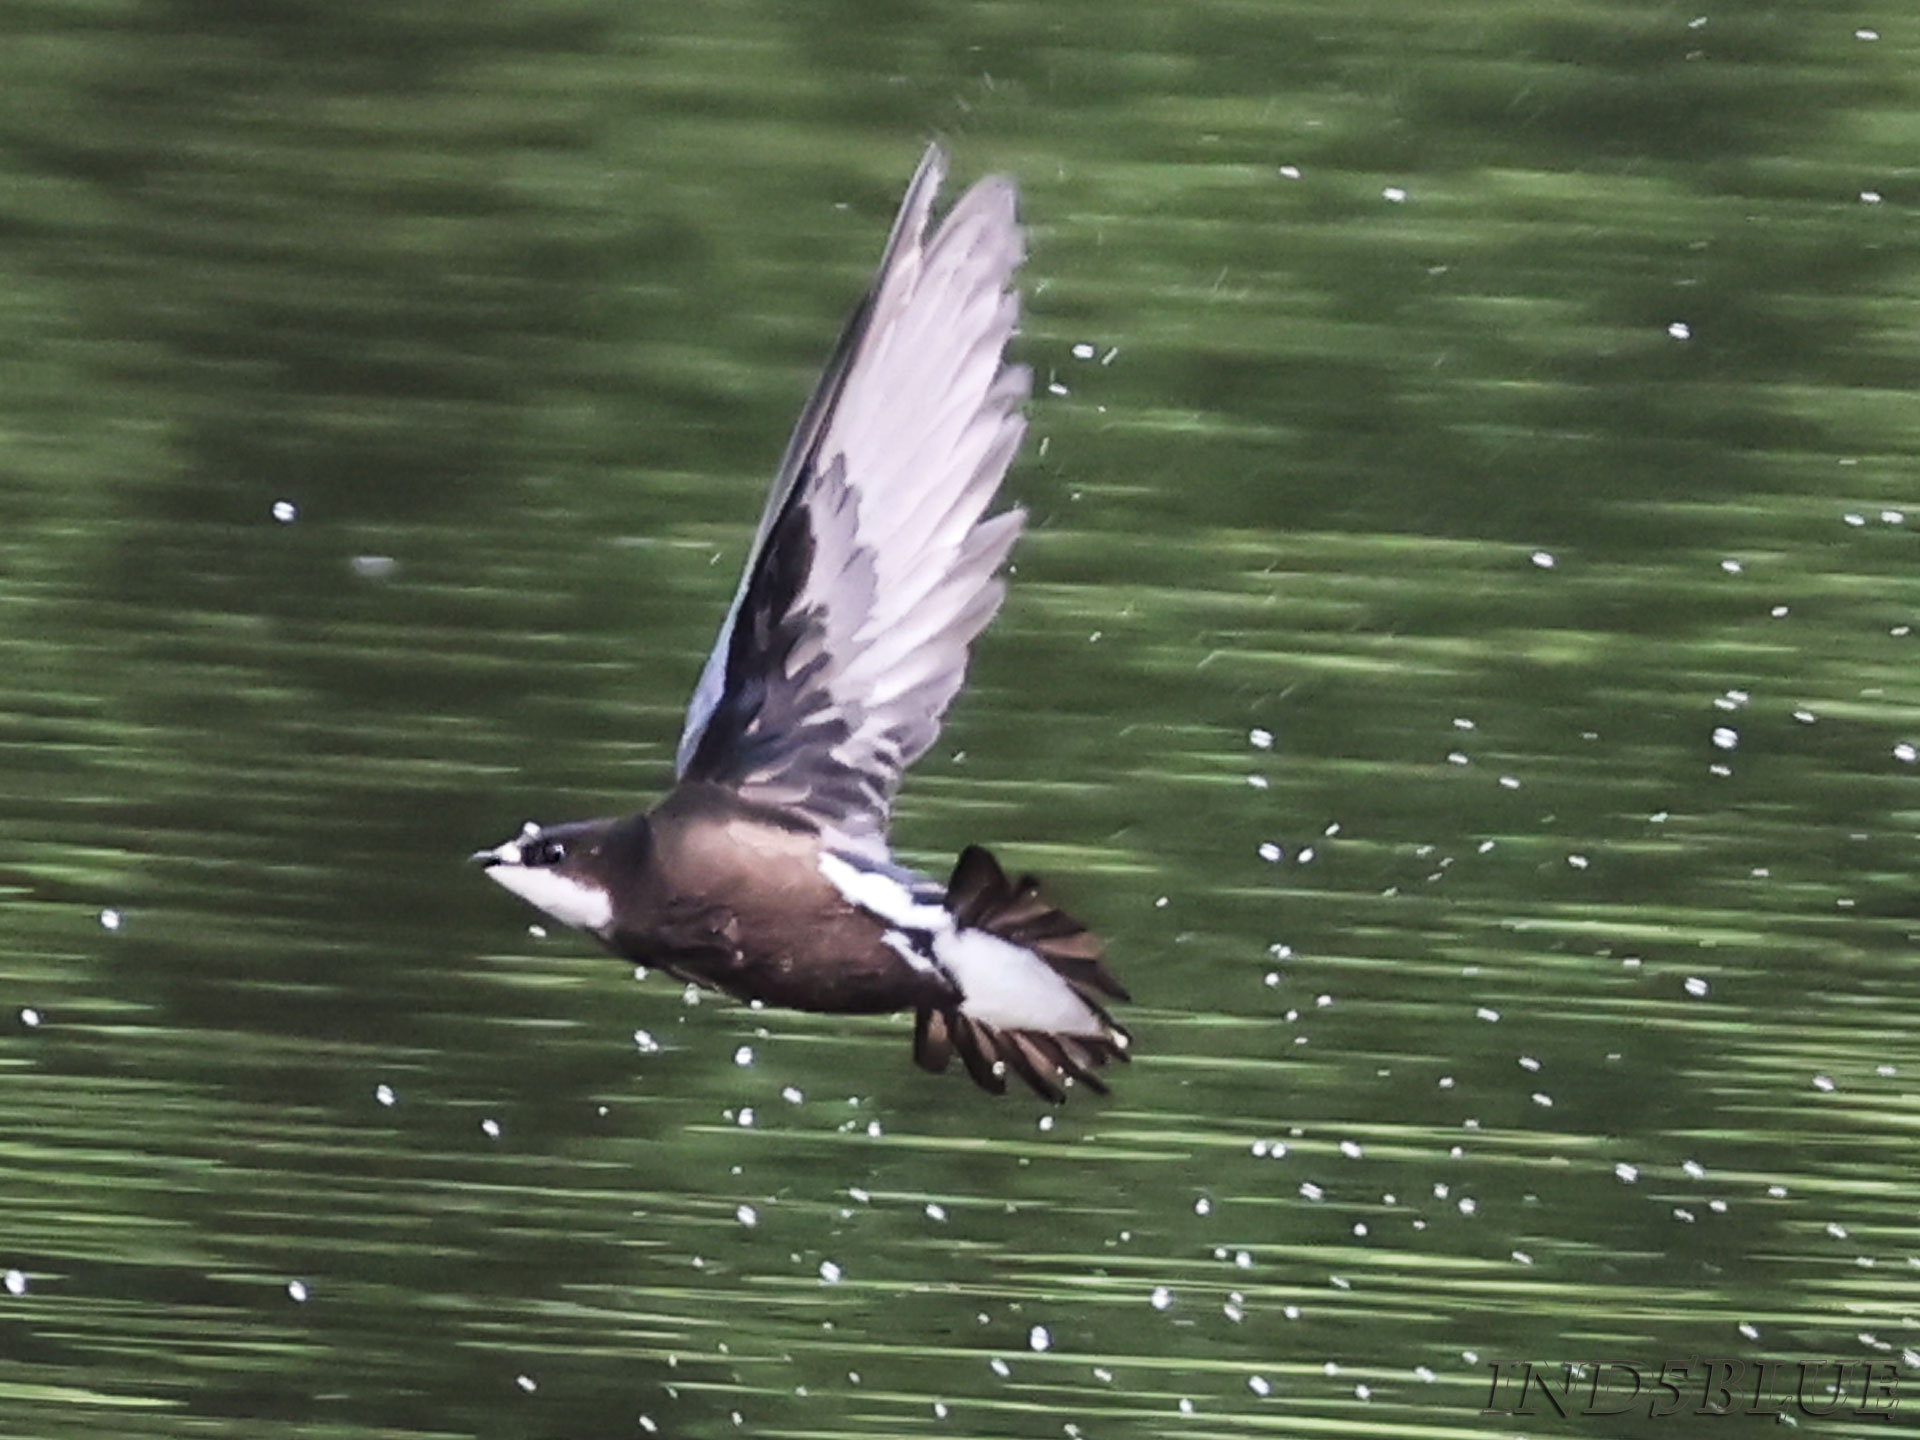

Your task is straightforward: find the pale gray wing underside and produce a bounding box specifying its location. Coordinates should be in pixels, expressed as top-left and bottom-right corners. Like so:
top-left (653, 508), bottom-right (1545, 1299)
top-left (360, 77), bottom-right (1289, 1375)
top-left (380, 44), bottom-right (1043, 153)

top-left (675, 144), bottom-right (1030, 860)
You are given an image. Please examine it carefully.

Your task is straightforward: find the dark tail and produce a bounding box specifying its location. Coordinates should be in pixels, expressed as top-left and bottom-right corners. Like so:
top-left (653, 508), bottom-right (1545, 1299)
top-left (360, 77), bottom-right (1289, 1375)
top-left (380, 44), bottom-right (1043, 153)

top-left (913, 845), bottom-right (1131, 1102)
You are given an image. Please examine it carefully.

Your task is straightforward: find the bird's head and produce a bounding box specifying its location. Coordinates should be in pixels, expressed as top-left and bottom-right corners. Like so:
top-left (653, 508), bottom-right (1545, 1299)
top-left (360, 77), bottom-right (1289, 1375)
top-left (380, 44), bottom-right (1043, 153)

top-left (471, 817), bottom-right (636, 936)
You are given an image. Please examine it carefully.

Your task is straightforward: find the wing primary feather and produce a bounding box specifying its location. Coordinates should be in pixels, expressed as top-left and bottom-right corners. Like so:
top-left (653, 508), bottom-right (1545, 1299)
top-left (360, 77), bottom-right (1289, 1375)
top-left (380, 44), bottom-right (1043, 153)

top-left (674, 144), bottom-right (1032, 859)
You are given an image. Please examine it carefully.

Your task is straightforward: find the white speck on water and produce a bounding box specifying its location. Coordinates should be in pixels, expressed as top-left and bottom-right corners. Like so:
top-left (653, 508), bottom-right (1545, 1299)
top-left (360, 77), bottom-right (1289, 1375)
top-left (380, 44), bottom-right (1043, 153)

top-left (4, 1270), bottom-right (27, 1297)
top-left (286, 1279), bottom-right (308, 1302)
top-left (1568, 853), bottom-right (1590, 869)
top-left (1235, 1250), bottom-right (1253, 1269)
top-left (733, 1045), bottom-right (754, 1067)
top-left (1498, 774), bottom-right (1521, 790)
top-left (1257, 842), bottom-right (1282, 863)
top-left (1682, 1159), bottom-right (1706, 1180)
top-left (1382, 186), bottom-right (1407, 203)
top-left (1530, 550), bottom-right (1555, 569)
top-left (1894, 742), bottom-right (1916, 764)
top-left (1340, 1140), bottom-right (1364, 1160)
top-left (351, 555), bottom-right (396, 580)
top-left (1826, 1222), bottom-right (1850, 1240)
top-left (100, 909), bottom-right (122, 931)
top-left (1047, 380), bottom-right (1069, 397)
top-left (1812, 1074), bottom-right (1835, 1092)
top-left (1029, 1325), bottom-right (1051, 1352)
top-left (1297, 846), bottom-right (1316, 865)
top-left (925, 1202), bottom-right (947, 1222)
top-left (1249, 727), bottom-right (1273, 750)
top-left (1531, 1093), bottom-right (1553, 1107)
top-left (931, 1401), bottom-right (948, 1419)
top-left (1861, 190), bottom-right (1883, 204)
top-left (633, 1030), bottom-right (659, 1053)
top-left (272, 499), bottom-right (298, 523)
top-left (989, 1357), bottom-right (1011, 1378)
top-left (639, 1417), bottom-right (657, 1434)
top-left (1616, 1163), bottom-right (1640, 1183)
top-left (1476, 1007), bottom-right (1500, 1023)
top-left (1712, 727), bottom-right (1739, 751)
top-left (1299, 1182), bottom-right (1324, 1201)
top-left (1438, 1075), bottom-right (1454, 1088)
top-left (1194, 1197), bottom-right (1211, 1216)
top-left (1150, 1286), bottom-right (1173, 1310)
top-left (1519, 1055), bottom-right (1540, 1072)
top-left (19, 1008), bottom-right (40, 1028)
top-left (1246, 774), bottom-right (1268, 789)
top-left (1283, 1304), bottom-right (1301, 1319)
top-left (1071, 342), bottom-right (1096, 360)
top-left (481, 1118), bottom-right (501, 1140)
top-left (682, 983), bottom-right (702, 1006)
top-left (1844, 511), bottom-right (1867, 526)
top-left (374, 1084), bottom-right (396, 1107)
top-left (1882, 509), bottom-right (1905, 524)
top-left (1447, 751), bottom-right (1470, 766)
top-left (1739, 1322), bottom-right (1761, 1341)
top-left (1249, 1374), bottom-right (1273, 1396)
top-left (515, 1374), bottom-right (536, 1394)
top-left (528, 925), bottom-right (547, 938)
top-left (818, 1260), bottom-right (842, 1284)
top-left (1856, 28), bottom-right (1879, 41)
top-left (1771, 604), bottom-right (1789, 617)
top-left (1685, 976), bottom-right (1709, 998)
top-left (1279, 164), bottom-right (1302, 179)
top-left (1458, 1197), bottom-right (1477, 1216)
top-left (781, 1085), bottom-right (804, 1103)
top-left (736, 1204), bottom-right (758, 1228)
top-left (1668, 321), bottom-right (1691, 340)
top-left (1720, 557), bottom-right (1742, 574)
top-left (737, 1108), bottom-right (756, 1127)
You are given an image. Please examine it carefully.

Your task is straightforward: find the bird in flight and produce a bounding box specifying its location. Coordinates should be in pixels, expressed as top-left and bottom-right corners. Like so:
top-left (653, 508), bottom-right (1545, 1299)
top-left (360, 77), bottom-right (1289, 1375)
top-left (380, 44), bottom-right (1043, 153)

top-left (474, 145), bottom-right (1129, 1100)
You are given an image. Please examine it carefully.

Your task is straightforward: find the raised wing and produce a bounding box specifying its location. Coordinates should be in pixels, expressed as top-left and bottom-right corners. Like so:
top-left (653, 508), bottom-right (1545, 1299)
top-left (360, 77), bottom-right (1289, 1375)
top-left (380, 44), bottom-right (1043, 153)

top-left (675, 144), bottom-right (1030, 860)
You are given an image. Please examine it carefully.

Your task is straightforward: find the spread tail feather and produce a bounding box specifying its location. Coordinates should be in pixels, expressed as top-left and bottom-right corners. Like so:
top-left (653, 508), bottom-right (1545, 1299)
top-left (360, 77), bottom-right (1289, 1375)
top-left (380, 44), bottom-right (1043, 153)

top-left (913, 845), bottom-right (1130, 1101)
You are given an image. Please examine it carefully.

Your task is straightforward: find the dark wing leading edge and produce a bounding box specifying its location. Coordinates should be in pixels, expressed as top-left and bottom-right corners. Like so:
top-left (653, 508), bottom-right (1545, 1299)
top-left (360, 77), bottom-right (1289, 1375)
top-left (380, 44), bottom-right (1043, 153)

top-left (674, 144), bottom-right (1030, 862)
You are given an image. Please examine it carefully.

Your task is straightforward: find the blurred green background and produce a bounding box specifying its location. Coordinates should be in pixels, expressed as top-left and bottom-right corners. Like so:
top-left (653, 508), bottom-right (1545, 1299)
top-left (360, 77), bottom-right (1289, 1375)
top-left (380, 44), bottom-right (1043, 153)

top-left (2, 2), bottom-right (1916, 1437)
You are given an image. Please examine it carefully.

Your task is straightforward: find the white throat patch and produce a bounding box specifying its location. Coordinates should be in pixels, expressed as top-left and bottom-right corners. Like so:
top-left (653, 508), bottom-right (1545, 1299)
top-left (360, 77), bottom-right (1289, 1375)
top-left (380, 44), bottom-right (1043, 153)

top-left (483, 863), bottom-right (613, 935)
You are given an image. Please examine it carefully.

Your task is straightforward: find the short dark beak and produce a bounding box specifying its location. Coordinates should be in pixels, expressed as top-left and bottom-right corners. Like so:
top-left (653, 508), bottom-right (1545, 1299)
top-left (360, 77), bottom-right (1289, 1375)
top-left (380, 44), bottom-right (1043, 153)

top-left (469, 849), bottom-right (501, 868)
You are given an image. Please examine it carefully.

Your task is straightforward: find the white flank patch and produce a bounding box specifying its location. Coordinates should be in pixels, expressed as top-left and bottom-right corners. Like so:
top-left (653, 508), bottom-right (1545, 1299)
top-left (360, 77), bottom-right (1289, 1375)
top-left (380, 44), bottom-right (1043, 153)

top-left (818, 852), bottom-right (949, 931)
top-left (881, 929), bottom-right (939, 973)
top-left (483, 864), bottom-right (613, 935)
top-left (933, 927), bottom-right (1104, 1036)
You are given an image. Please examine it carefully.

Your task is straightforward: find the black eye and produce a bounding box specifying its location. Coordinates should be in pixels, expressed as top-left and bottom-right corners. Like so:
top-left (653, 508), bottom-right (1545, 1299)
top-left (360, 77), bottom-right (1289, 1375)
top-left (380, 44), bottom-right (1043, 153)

top-left (524, 838), bottom-right (567, 867)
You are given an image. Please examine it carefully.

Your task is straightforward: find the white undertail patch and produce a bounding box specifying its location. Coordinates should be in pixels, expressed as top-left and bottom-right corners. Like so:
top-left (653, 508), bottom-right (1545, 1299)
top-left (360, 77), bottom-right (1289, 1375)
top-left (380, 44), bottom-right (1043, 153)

top-left (931, 927), bottom-right (1107, 1037)
top-left (820, 851), bottom-right (1104, 1036)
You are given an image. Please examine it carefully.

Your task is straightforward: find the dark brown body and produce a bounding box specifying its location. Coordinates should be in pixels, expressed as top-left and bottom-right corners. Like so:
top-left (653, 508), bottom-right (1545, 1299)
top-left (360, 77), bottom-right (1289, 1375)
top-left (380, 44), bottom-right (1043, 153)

top-left (594, 784), bottom-right (955, 1015)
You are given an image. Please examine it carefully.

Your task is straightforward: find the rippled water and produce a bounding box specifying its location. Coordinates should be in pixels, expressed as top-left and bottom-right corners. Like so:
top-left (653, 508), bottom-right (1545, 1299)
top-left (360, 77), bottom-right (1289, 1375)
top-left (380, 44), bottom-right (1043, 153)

top-left (3, 5), bottom-right (1917, 1438)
